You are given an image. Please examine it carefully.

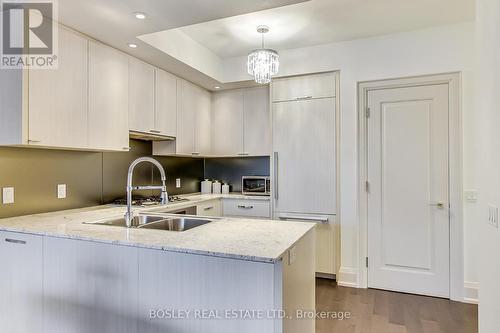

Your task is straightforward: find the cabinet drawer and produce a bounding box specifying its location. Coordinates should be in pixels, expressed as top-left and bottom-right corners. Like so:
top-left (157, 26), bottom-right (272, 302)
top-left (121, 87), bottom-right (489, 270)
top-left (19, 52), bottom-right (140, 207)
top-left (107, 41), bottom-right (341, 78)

top-left (276, 213), bottom-right (337, 275)
top-left (272, 72), bottom-right (336, 102)
top-left (222, 199), bottom-right (271, 218)
top-left (196, 200), bottom-right (221, 217)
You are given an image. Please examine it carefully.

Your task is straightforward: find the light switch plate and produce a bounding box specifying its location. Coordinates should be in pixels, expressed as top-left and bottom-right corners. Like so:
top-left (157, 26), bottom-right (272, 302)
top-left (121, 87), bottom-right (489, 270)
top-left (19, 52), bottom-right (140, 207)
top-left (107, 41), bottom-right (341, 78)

top-left (57, 184), bottom-right (67, 199)
top-left (2, 187), bottom-right (14, 204)
top-left (488, 205), bottom-right (498, 228)
top-left (464, 190), bottom-right (478, 203)
top-left (176, 178), bottom-right (181, 188)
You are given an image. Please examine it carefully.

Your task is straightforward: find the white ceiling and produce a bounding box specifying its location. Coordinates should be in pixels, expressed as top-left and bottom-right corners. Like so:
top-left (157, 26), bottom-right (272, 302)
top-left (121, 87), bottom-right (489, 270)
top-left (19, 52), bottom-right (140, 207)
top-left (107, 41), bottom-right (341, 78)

top-left (176, 0), bottom-right (475, 58)
top-left (56, 0), bottom-right (308, 89)
top-left (56, 0), bottom-right (475, 90)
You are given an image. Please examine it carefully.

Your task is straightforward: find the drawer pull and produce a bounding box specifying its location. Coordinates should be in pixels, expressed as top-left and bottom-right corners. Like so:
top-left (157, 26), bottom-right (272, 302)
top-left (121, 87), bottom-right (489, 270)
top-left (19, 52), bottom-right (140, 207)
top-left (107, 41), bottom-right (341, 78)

top-left (278, 215), bottom-right (329, 224)
top-left (150, 129), bottom-right (161, 134)
top-left (204, 206), bottom-right (214, 210)
top-left (238, 205), bottom-right (254, 209)
top-left (5, 238), bottom-right (26, 245)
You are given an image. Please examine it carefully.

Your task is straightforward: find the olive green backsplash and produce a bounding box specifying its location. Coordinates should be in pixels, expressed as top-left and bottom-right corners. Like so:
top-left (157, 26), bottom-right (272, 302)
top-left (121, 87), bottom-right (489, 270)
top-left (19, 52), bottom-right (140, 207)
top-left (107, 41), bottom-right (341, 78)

top-left (0, 140), bottom-right (204, 219)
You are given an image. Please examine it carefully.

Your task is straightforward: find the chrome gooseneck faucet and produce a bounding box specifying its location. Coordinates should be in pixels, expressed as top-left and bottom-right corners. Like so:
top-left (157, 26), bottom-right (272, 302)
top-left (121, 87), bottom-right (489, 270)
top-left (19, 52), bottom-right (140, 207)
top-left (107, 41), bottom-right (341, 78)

top-left (125, 157), bottom-right (168, 228)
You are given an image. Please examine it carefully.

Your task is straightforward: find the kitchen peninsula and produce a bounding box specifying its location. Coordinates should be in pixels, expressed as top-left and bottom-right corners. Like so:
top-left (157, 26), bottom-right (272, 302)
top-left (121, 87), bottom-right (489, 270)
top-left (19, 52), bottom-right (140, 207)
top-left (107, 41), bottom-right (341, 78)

top-left (0, 194), bottom-right (315, 333)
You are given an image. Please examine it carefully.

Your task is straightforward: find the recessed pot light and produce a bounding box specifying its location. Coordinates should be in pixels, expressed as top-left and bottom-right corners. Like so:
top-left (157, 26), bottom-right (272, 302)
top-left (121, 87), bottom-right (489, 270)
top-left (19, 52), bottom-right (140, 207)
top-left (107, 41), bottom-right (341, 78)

top-left (128, 43), bottom-right (138, 48)
top-left (214, 86), bottom-right (221, 89)
top-left (134, 12), bottom-right (146, 20)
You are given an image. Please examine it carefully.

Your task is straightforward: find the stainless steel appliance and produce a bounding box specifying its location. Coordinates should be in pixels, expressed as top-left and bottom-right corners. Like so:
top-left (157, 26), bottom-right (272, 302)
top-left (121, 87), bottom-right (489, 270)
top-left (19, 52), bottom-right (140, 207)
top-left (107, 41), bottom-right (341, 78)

top-left (242, 176), bottom-right (270, 196)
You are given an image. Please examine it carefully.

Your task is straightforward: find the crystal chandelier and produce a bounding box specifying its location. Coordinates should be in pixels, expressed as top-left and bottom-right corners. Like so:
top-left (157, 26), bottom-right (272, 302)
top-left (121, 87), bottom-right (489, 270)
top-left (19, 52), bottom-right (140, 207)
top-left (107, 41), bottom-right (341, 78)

top-left (247, 26), bottom-right (279, 84)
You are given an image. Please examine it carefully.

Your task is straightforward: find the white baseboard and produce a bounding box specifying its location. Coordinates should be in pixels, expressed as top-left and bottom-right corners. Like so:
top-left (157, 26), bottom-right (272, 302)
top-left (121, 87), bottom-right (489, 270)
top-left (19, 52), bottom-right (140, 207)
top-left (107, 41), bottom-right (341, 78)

top-left (463, 281), bottom-right (479, 304)
top-left (337, 267), bottom-right (358, 288)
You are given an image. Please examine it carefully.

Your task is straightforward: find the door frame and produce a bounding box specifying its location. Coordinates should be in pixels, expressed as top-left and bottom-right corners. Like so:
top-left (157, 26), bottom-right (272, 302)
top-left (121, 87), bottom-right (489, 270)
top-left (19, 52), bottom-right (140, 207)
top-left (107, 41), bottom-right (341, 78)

top-left (357, 72), bottom-right (463, 301)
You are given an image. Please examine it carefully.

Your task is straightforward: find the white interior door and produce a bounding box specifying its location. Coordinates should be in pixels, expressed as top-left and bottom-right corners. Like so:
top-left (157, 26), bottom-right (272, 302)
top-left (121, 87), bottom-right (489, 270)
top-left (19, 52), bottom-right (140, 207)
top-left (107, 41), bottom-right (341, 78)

top-left (367, 84), bottom-right (450, 297)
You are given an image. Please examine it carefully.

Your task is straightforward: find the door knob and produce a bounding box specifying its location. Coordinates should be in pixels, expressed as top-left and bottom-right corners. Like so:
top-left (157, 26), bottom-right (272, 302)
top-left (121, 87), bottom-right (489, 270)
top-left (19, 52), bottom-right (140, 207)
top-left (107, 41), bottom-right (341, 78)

top-left (430, 201), bottom-right (445, 209)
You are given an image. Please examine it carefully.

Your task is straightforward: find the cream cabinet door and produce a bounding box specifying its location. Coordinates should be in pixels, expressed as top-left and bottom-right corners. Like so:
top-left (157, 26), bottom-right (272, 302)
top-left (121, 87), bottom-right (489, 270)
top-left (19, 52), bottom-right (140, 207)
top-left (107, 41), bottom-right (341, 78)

top-left (276, 214), bottom-right (337, 275)
top-left (155, 69), bottom-right (177, 137)
top-left (244, 86), bottom-right (270, 156)
top-left (194, 87), bottom-right (212, 155)
top-left (28, 27), bottom-right (88, 148)
top-left (43, 237), bottom-right (138, 333)
top-left (0, 232), bottom-right (43, 332)
top-left (196, 200), bottom-right (222, 217)
top-left (273, 98), bottom-right (336, 215)
top-left (88, 41), bottom-right (129, 151)
top-left (176, 79), bottom-right (196, 154)
top-left (272, 72), bottom-right (336, 102)
top-left (212, 89), bottom-right (244, 155)
top-left (128, 57), bottom-right (155, 134)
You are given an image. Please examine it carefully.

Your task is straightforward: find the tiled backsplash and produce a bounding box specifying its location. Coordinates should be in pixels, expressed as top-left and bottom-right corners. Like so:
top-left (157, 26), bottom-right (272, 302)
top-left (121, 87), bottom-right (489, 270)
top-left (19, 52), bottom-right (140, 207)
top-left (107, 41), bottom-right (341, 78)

top-left (0, 140), bottom-right (204, 219)
top-left (0, 142), bottom-right (269, 218)
top-left (204, 157), bottom-right (270, 192)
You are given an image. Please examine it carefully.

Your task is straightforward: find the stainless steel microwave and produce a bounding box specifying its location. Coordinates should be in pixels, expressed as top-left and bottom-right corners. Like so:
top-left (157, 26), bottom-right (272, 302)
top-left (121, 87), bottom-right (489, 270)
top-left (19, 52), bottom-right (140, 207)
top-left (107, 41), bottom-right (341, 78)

top-left (242, 176), bottom-right (271, 196)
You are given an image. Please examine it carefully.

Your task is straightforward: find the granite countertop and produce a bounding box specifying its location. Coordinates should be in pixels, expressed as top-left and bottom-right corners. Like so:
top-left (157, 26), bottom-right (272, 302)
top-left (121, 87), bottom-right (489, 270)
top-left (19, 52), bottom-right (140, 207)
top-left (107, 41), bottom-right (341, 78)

top-left (0, 193), bottom-right (313, 263)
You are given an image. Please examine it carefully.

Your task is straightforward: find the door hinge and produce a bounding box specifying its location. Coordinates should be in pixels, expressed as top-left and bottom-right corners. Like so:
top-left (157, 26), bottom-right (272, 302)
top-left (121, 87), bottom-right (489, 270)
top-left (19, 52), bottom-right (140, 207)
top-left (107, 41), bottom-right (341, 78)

top-left (365, 181), bottom-right (370, 193)
top-left (366, 107), bottom-right (371, 118)
top-left (366, 257), bottom-right (369, 268)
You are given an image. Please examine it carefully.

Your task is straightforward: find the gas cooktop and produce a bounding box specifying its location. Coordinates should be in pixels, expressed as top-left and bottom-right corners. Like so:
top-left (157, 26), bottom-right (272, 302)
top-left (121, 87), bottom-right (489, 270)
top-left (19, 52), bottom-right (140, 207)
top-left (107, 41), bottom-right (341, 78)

top-left (112, 195), bottom-right (189, 207)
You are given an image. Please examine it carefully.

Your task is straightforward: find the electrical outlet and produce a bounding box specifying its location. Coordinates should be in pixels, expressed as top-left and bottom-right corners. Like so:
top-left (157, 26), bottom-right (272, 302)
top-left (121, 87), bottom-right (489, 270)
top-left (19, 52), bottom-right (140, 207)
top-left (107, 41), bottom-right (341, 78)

top-left (488, 205), bottom-right (498, 228)
top-left (464, 190), bottom-right (478, 203)
top-left (176, 178), bottom-right (181, 188)
top-left (57, 184), bottom-right (67, 199)
top-left (2, 187), bottom-right (14, 204)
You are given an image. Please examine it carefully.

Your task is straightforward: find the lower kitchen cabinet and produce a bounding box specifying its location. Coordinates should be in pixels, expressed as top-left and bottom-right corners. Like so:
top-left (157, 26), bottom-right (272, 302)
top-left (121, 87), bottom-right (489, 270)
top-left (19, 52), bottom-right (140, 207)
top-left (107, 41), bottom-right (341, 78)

top-left (43, 237), bottom-right (138, 333)
top-left (275, 213), bottom-right (338, 276)
top-left (0, 231), bottom-right (43, 333)
top-left (196, 199), bottom-right (222, 217)
top-left (222, 199), bottom-right (271, 218)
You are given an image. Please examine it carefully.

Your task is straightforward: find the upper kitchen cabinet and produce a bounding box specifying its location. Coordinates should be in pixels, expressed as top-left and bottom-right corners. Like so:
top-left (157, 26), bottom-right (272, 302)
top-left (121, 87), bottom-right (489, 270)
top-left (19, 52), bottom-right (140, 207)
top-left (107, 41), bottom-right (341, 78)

top-left (212, 89), bottom-right (244, 155)
top-left (211, 86), bottom-right (270, 156)
top-left (153, 79), bottom-right (211, 156)
top-left (271, 72), bottom-right (336, 102)
top-left (128, 57), bottom-right (155, 135)
top-left (88, 41), bottom-right (130, 151)
top-left (193, 82), bottom-right (212, 155)
top-left (243, 86), bottom-right (271, 156)
top-left (0, 26), bottom-right (89, 149)
top-left (128, 60), bottom-right (177, 140)
top-left (155, 69), bottom-right (177, 138)
top-left (28, 27), bottom-right (88, 149)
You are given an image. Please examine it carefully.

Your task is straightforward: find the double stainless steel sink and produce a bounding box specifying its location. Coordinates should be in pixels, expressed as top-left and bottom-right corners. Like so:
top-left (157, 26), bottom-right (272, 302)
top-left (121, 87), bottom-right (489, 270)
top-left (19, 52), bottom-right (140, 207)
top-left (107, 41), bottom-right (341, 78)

top-left (84, 213), bottom-right (215, 232)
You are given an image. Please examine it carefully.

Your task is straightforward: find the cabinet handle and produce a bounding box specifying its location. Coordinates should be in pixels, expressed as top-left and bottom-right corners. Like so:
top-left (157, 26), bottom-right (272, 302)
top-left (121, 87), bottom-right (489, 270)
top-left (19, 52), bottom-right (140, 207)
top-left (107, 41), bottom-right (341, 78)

top-left (28, 139), bottom-right (41, 143)
top-left (296, 96), bottom-right (313, 100)
top-left (191, 152), bottom-right (200, 156)
top-left (238, 153), bottom-right (249, 156)
top-left (204, 206), bottom-right (214, 210)
top-left (123, 147), bottom-right (131, 151)
top-left (5, 238), bottom-right (26, 245)
top-left (273, 152), bottom-right (279, 201)
top-left (238, 205), bottom-right (254, 209)
top-left (150, 130), bottom-right (161, 134)
top-left (278, 215), bottom-right (329, 224)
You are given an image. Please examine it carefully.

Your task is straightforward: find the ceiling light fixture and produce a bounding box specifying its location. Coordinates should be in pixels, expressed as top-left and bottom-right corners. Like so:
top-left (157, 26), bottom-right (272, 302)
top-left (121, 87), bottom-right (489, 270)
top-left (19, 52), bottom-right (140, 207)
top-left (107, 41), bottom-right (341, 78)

top-left (214, 86), bottom-right (221, 89)
top-left (127, 43), bottom-right (138, 48)
top-left (247, 25), bottom-right (279, 84)
top-left (134, 12), bottom-right (146, 20)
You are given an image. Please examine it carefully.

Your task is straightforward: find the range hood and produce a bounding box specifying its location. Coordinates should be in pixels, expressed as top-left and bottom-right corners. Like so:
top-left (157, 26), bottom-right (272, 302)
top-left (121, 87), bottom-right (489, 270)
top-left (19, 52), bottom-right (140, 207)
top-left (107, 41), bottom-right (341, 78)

top-left (129, 130), bottom-right (175, 142)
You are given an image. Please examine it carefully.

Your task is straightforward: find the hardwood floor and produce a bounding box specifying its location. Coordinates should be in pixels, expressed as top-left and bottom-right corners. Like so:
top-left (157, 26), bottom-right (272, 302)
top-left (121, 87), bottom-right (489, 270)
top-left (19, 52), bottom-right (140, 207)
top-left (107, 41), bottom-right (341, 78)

top-left (315, 278), bottom-right (478, 333)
